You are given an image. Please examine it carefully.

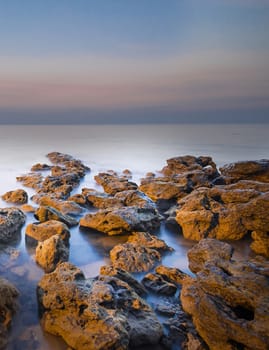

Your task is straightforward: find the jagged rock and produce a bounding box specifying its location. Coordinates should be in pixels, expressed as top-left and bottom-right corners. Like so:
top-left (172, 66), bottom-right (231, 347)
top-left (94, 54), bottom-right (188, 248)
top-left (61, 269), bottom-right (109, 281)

top-left (0, 278), bottom-right (19, 349)
top-left (2, 189), bottom-right (28, 204)
top-left (35, 235), bottom-right (69, 272)
top-left (176, 180), bottom-right (269, 241)
top-left (47, 152), bottom-right (90, 178)
top-left (31, 163), bottom-right (51, 171)
top-left (37, 173), bottom-right (80, 199)
top-left (94, 172), bottom-right (138, 195)
top-left (220, 159), bottom-right (269, 183)
top-left (32, 195), bottom-right (83, 215)
top-left (68, 194), bottom-right (87, 205)
top-left (251, 231), bottom-right (269, 258)
top-left (99, 265), bottom-right (147, 296)
top-left (34, 206), bottom-right (78, 227)
top-left (155, 265), bottom-right (189, 284)
top-left (16, 173), bottom-right (43, 189)
top-left (127, 231), bottom-right (173, 251)
top-left (80, 206), bottom-right (161, 235)
top-left (0, 208), bottom-right (26, 243)
top-left (82, 189), bottom-right (122, 209)
top-left (142, 273), bottom-right (177, 295)
top-left (20, 204), bottom-right (36, 213)
top-left (37, 262), bottom-right (163, 350)
top-left (25, 220), bottom-right (70, 245)
top-left (181, 238), bottom-right (269, 350)
top-left (110, 243), bottom-right (161, 272)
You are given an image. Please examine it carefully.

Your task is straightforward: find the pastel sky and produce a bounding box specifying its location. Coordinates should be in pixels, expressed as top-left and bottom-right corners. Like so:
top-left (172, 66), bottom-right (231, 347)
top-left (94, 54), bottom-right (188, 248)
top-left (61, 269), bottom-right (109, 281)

top-left (0, 0), bottom-right (269, 123)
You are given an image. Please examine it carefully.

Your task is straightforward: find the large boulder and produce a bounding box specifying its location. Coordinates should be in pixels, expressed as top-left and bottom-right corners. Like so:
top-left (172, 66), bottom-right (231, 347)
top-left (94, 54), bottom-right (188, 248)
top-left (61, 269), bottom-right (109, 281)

top-left (0, 208), bottom-right (26, 243)
top-left (181, 238), bottom-right (269, 350)
top-left (80, 206), bottom-right (161, 235)
top-left (25, 220), bottom-right (70, 245)
top-left (220, 159), bottom-right (269, 183)
top-left (0, 278), bottom-right (19, 349)
top-left (176, 180), bottom-right (269, 241)
top-left (37, 262), bottom-right (163, 350)
top-left (1, 189), bottom-right (28, 204)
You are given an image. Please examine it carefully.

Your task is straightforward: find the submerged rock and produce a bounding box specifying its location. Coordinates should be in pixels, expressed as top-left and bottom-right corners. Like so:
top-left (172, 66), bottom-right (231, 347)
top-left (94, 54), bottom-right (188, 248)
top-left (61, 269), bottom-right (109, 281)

top-left (0, 207), bottom-right (26, 243)
top-left (80, 206), bottom-right (161, 235)
top-left (181, 238), bottom-right (269, 350)
top-left (0, 278), bottom-right (19, 350)
top-left (2, 189), bottom-right (28, 204)
top-left (37, 262), bottom-right (163, 350)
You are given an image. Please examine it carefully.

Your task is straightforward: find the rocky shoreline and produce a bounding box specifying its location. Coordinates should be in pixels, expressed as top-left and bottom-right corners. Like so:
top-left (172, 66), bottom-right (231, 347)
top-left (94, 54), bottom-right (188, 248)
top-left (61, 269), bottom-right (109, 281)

top-left (0, 152), bottom-right (269, 349)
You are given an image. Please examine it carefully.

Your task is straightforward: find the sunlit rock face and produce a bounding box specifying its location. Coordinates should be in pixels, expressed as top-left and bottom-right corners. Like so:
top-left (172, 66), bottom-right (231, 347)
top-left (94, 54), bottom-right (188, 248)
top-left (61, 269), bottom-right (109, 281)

top-left (176, 180), bottom-right (269, 243)
top-left (37, 262), bottom-right (163, 350)
top-left (1, 189), bottom-right (28, 204)
top-left (94, 172), bottom-right (138, 195)
top-left (181, 238), bottom-right (269, 350)
top-left (0, 207), bottom-right (26, 243)
top-left (0, 278), bottom-right (19, 349)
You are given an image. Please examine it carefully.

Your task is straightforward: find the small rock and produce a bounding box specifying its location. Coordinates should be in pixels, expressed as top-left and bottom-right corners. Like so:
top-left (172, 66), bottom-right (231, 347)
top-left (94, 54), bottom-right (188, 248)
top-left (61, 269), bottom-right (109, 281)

top-left (142, 273), bottom-right (177, 295)
top-left (2, 189), bottom-right (28, 204)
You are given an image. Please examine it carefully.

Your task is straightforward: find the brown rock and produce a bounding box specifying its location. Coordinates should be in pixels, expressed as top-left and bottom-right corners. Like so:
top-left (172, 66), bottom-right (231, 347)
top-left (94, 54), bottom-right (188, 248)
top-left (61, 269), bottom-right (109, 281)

top-left (127, 231), bottom-right (173, 251)
top-left (25, 220), bottom-right (70, 245)
top-left (142, 273), bottom-right (177, 295)
top-left (31, 163), bottom-right (51, 171)
top-left (94, 172), bottom-right (138, 195)
top-left (16, 172), bottom-right (43, 189)
top-left (20, 204), bottom-right (36, 213)
top-left (155, 265), bottom-right (189, 284)
top-left (34, 206), bottom-right (78, 227)
top-left (2, 189), bottom-right (28, 204)
top-left (34, 195), bottom-right (83, 215)
top-left (68, 194), bottom-right (87, 205)
top-left (251, 231), bottom-right (269, 258)
top-left (0, 207), bottom-right (26, 243)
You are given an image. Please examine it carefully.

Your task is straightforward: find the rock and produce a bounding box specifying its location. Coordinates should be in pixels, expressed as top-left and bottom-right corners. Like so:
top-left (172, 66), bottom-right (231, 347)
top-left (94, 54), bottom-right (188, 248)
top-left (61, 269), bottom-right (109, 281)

top-left (99, 265), bottom-right (147, 296)
top-left (0, 207), bottom-right (26, 243)
top-left (181, 238), bottom-right (269, 350)
top-left (251, 231), bottom-right (269, 258)
top-left (37, 173), bottom-right (80, 199)
top-left (220, 159), bottom-right (269, 183)
top-left (80, 206), bottom-right (161, 235)
top-left (31, 163), bottom-right (51, 171)
top-left (16, 173), bottom-right (43, 189)
top-left (33, 195), bottom-right (83, 215)
top-left (0, 278), bottom-right (19, 349)
top-left (37, 262), bottom-right (163, 349)
top-left (35, 235), bottom-right (69, 272)
top-left (110, 243), bottom-right (161, 272)
top-left (47, 152), bottom-right (90, 178)
top-left (127, 231), bottom-right (173, 251)
top-left (68, 194), bottom-right (87, 205)
top-left (142, 273), bottom-right (177, 295)
top-left (34, 206), bottom-right (78, 227)
top-left (176, 180), bottom-right (269, 241)
top-left (94, 172), bottom-right (138, 195)
top-left (25, 220), bottom-right (70, 245)
top-left (20, 204), bottom-right (36, 213)
top-left (82, 189), bottom-right (122, 209)
top-left (155, 265), bottom-right (189, 284)
top-left (114, 190), bottom-right (156, 209)
top-left (2, 189), bottom-right (28, 204)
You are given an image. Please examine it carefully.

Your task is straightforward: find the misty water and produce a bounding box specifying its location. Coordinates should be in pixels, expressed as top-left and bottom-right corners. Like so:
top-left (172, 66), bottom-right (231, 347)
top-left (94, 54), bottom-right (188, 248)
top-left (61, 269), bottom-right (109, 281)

top-left (0, 123), bottom-right (268, 349)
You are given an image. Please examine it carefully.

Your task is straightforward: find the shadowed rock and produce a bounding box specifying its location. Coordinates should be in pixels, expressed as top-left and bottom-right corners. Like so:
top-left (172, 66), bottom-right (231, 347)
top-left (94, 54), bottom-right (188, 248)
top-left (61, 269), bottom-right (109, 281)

top-left (142, 273), bottom-right (177, 295)
top-left (0, 207), bottom-right (26, 243)
top-left (94, 172), bottom-right (138, 195)
top-left (34, 206), bottom-right (78, 227)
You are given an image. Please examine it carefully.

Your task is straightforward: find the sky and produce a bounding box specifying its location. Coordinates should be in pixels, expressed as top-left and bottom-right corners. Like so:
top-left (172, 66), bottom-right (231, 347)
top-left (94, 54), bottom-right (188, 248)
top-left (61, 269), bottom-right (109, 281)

top-left (0, 0), bottom-right (269, 124)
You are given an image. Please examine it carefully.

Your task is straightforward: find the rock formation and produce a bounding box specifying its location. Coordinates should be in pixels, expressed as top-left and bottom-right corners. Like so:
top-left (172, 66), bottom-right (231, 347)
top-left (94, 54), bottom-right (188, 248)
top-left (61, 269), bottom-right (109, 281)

top-left (0, 207), bottom-right (26, 243)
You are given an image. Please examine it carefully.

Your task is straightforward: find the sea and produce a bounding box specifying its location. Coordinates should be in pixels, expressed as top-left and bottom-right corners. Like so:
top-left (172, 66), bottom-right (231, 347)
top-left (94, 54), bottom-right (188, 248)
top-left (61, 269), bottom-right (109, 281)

top-left (0, 123), bottom-right (268, 349)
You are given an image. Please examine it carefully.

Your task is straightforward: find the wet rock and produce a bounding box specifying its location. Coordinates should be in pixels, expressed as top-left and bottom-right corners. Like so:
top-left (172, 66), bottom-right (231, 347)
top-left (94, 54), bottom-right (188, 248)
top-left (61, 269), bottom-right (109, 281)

top-left (94, 172), bottom-right (138, 195)
top-left (16, 173), bottom-right (43, 189)
top-left (31, 163), bottom-right (51, 171)
top-left (176, 180), bottom-right (269, 241)
top-left (80, 206), bottom-right (161, 235)
top-left (68, 194), bottom-right (87, 205)
top-left (34, 206), bottom-right (78, 227)
top-left (82, 189), bottom-right (122, 209)
top-left (127, 231), bottom-right (173, 251)
top-left (20, 204), bottom-right (36, 213)
top-left (114, 190), bottom-right (156, 209)
top-left (181, 238), bottom-right (269, 350)
top-left (37, 173), bottom-right (80, 199)
top-left (35, 235), bottom-right (69, 272)
top-left (155, 265), bottom-right (189, 284)
top-left (99, 265), bottom-right (147, 296)
top-left (251, 231), bottom-right (269, 258)
top-left (220, 159), bottom-right (269, 183)
top-left (25, 220), bottom-right (70, 245)
top-left (0, 278), bottom-right (19, 350)
top-left (2, 189), bottom-right (28, 204)
top-left (142, 273), bottom-right (177, 295)
top-left (0, 208), bottom-right (26, 243)
top-left (37, 262), bottom-right (163, 350)
top-left (33, 195), bottom-right (83, 215)
top-left (110, 243), bottom-right (161, 272)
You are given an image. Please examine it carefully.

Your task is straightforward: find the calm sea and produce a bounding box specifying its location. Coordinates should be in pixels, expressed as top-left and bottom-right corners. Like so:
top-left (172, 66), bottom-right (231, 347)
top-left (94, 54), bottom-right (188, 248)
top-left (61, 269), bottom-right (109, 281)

top-left (0, 123), bottom-right (268, 349)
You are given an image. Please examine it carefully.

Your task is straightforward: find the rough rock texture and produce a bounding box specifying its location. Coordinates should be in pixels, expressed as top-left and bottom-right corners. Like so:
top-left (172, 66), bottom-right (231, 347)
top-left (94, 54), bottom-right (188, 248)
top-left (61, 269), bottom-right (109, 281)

top-left (16, 173), bottom-right (43, 189)
top-left (142, 273), bottom-right (177, 295)
top-left (32, 195), bottom-right (83, 215)
top-left (0, 278), bottom-right (19, 350)
top-left (37, 262), bottom-right (163, 350)
top-left (181, 238), bottom-right (269, 350)
top-left (110, 243), bottom-right (161, 272)
top-left (155, 265), bottom-right (189, 284)
top-left (25, 220), bottom-right (70, 245)
top-left (82, 189), bottom-right (122, 209)
top-left (220, 159), bottom-right (269, 183)
top-left (0, 208), bottom-right (26, 243)
top-left (127, 231), bottom-right (173, 251)
top-left (80, 206), bottom-right (161, 235)
top-left (1, 189), bottom-right (28, 204)
top-left (35, 235), bottom-right (69, 272)
top-left (34, 206), bottom-right (78, 227)
top-left (31, 163), bottom-right (51, 171)
top-left (94, 172), bottom-right (138, 195)
top-left (68, 194), bottom-right (87, 205)
top-left (176, 180), bottom-right (269, 241)
top-left (251, 231), bottom-right (269, 258)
